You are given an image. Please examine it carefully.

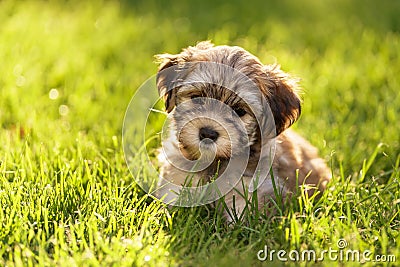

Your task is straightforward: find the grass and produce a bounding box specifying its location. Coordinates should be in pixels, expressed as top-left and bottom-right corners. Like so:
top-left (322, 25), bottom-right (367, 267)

top-left (0, 0), bottom-right (399, 265)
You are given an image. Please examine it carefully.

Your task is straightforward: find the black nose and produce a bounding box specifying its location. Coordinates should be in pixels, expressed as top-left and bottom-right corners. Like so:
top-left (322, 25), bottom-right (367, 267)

top-left (199, 127), bottom-right (219, 141)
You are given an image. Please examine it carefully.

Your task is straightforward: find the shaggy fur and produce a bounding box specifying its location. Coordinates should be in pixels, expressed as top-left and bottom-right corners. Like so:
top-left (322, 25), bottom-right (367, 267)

top-left (155, 41), bottom-right (331, 222)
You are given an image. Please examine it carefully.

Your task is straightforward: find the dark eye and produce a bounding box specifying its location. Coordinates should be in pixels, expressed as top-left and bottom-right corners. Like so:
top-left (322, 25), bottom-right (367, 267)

top-left (234, 107), bottom-right (246, 117)
top-left (191, 95), bottom-right (205, 105)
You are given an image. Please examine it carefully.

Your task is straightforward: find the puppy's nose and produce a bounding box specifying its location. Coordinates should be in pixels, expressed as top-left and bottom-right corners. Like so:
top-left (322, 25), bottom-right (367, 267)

top-left (199, 127), bottom-right (219, 141)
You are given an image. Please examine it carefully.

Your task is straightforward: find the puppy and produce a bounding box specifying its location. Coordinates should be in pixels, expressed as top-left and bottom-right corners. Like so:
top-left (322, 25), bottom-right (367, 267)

top-left (155, 41), bottom-right (331, 222)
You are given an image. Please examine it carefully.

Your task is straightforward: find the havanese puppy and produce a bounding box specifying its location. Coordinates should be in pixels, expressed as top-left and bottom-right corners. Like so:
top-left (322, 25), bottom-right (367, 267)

top-left (154, 41), bottom-right (331, 223)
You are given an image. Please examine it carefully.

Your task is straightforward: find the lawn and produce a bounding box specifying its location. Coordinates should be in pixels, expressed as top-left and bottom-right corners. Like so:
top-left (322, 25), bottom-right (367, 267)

top-left (0, 0), bottom-right (399, 266)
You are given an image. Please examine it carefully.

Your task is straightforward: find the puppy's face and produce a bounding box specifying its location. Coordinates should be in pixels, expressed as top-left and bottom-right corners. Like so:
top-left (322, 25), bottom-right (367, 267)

top-left (171, 82), bottom-right (259, 160)
top-left (156, 41), bottom-right (301, 163)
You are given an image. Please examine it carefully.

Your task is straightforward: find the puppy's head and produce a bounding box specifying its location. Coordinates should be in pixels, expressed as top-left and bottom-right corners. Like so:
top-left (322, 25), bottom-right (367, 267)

top-left (156, 41), bottom-right (301, 161)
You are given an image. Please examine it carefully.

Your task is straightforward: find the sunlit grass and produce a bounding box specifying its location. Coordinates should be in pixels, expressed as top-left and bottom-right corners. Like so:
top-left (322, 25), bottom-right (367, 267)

top-left (0, 0), bottom-right (399, 266)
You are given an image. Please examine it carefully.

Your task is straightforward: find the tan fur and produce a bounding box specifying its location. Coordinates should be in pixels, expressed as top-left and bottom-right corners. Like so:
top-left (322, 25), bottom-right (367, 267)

top-left (155, 41), bottom-right (331, 222)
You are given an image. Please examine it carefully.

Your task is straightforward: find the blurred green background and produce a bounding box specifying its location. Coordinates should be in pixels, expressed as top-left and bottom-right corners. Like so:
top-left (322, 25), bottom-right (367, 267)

top-left (0, 0), bottom-right (399, 265)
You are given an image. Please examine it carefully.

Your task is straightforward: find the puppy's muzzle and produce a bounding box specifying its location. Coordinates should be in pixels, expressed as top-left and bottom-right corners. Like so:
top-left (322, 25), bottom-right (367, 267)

top-left (199, 127), bottom-right (219, 142)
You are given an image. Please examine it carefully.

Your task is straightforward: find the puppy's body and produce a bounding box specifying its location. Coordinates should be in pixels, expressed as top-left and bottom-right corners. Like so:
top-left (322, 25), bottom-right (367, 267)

top-left (155, 41), bottom-right (331, 221)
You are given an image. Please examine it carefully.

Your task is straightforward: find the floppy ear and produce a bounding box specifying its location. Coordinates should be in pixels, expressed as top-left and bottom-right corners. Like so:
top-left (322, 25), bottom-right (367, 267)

top-left (263, 64), bottom-right (302, 135)
top-left (155, 54), bottom-right (179, 113)
top-left (155, 41), bottom-right (215, 113)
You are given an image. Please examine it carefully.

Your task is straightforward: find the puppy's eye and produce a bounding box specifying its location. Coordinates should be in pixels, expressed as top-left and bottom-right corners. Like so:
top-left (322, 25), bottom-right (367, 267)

top-left (234, 107), bottom-right (246, 117)
top-left (191, 95), bottom-right (205, 105)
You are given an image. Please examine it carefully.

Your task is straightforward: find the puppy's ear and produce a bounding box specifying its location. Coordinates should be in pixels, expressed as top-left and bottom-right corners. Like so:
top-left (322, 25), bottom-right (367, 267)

top-left (154, 41), bottom-right (214, 112)
top-left (263, 64), bottom-right (301, 135)
top-left (155, 54), bottom-right (179, 113)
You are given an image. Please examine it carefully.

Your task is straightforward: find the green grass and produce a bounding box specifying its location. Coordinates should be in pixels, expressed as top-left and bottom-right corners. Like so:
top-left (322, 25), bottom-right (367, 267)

top-left (0, 0), bottom-right (399, 266)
